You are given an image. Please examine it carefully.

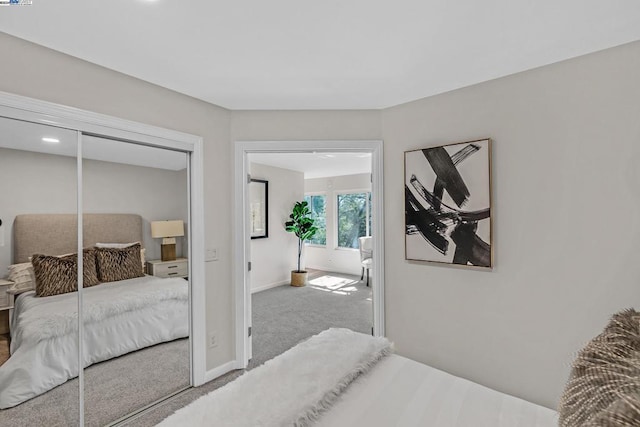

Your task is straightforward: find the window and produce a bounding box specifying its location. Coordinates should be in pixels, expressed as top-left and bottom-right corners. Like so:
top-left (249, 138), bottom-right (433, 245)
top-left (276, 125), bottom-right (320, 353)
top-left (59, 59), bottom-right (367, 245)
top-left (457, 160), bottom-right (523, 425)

top-left (304, 194), bottom-right (326, 245)
top-left (337, 192), bottom-right (371, 249)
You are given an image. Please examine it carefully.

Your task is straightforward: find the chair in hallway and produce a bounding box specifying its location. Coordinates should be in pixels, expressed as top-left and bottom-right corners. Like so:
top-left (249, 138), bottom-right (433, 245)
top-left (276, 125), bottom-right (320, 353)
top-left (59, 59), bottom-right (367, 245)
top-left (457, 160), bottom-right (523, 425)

top-left (358, 236), bottom-right (373, 287)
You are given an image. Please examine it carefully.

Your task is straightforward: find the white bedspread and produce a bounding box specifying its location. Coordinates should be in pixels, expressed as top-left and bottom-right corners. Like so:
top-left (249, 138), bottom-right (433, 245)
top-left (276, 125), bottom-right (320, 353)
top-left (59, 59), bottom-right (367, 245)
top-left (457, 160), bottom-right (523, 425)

top-left (315, 354), bottom-right (558, 427)
top-left (158, 328), bottom-right (557, 427)
top-left (158, 328), bottom-right (391, 427)
top-left (0, 275), bottom-right (188, 409)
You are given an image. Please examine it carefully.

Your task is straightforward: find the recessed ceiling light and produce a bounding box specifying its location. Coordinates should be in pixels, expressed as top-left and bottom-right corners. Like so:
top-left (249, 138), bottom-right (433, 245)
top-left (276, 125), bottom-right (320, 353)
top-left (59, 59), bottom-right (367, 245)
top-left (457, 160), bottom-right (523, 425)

top-left (42, 137), bottom-right (60, 144)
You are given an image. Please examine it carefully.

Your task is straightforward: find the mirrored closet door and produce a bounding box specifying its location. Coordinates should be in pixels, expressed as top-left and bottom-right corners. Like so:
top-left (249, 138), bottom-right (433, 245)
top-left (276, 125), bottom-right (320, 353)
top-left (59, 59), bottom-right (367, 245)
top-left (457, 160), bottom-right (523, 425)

top-left (81, 135), bottom-right (190, 425)
top-left (0, 96), bottom-right (201, 426)
top-left (0, 116), bottom-right (81, 425)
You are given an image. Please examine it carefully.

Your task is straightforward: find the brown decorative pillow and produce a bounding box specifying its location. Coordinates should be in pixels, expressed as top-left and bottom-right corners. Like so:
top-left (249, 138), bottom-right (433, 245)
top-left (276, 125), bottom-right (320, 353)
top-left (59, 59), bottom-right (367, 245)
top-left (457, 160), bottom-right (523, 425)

top-left (559, 308), bottom-right (640, 427)
top-left (32, 249), bottom-right (100, 297)
top-left (95, 243), bottom-right (144, 283)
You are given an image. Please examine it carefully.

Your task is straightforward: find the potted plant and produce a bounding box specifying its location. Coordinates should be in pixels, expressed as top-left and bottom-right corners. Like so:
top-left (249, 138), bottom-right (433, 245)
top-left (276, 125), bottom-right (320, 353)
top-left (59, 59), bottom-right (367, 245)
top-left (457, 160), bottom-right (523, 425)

top-left (285, 200), bottom-right (318, 287)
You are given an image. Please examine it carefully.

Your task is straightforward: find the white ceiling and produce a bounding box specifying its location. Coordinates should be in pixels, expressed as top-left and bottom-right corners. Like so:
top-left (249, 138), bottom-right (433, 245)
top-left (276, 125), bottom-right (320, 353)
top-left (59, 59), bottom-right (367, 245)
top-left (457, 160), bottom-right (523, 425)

top-left (249, 152), bottom-right (371, 179)
top-left (1, 1), bottom-right (639, 110)
top-left (0, 116), bottom-right (187, 170)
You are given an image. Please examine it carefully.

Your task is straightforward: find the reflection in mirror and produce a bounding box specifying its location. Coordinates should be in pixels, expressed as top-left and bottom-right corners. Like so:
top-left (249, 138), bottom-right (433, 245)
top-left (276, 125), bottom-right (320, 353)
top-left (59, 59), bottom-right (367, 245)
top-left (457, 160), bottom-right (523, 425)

top-left (0, 116), bottom-right (81, 425)
top-left (81, 135), bottom-right (189, 425)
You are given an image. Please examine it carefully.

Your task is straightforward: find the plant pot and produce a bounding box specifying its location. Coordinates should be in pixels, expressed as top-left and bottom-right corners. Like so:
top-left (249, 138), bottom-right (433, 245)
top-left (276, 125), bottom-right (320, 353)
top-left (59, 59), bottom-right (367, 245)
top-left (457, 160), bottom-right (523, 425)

top-left (291, 270), bottom-right (308, 287)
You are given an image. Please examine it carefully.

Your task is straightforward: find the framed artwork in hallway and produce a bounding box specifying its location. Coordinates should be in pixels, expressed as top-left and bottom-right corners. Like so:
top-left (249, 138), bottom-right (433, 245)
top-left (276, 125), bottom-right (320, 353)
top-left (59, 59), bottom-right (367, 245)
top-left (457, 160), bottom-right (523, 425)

top-left (250, 179), bottom-right (269, 239)
top-left (404, 138), bottom-right (493, 268)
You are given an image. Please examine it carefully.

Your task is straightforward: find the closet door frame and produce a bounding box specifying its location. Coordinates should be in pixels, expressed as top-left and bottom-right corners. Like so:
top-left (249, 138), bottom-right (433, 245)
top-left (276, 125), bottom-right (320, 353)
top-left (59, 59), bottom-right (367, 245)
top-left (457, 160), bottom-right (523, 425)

top-left (0, 90), bottom-right (207, 415)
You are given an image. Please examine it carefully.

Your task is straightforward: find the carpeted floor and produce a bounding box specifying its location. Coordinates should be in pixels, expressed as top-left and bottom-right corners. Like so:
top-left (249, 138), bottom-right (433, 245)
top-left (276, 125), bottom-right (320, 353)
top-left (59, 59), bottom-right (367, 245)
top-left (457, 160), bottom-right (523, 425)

top-left (0, 339), bottom-right (190, 427)
top-left (123, 270), bottom-right (372, 426)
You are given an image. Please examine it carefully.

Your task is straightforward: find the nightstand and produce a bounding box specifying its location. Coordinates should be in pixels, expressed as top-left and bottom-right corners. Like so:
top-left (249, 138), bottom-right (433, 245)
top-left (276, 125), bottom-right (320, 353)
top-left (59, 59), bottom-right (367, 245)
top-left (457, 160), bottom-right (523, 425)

top-left (146, 258), bottom-right (188, 278)
top-left (0, 279), bottom-right (14, 335)
top-left (0, 279), bottom-right (14, 312)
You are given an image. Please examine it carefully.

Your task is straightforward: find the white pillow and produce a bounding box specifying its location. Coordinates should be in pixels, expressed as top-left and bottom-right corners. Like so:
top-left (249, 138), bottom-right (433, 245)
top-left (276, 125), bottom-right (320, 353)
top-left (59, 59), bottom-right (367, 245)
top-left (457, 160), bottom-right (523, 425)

top-left (7, 262), bottom-right (36, 291)
top-left (95, 242), bottom-right (146, 269)
top-left (95, 242), bottom-right (139, 248)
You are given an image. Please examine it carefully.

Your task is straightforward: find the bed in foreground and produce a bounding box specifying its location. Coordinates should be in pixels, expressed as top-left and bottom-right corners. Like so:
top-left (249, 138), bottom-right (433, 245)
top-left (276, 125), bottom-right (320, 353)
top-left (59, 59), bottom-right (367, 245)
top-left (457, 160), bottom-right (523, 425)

top-left (158, 328), bottom-right (557, 427)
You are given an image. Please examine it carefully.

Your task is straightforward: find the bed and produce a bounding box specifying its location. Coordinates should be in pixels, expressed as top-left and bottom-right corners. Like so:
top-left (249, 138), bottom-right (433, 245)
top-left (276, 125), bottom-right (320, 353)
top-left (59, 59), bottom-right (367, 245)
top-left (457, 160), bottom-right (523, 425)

top-left (0, 214), bottom-right (189, 409)
top-left (158, 310), bottom-right (640, 426)
top-left (157, 328), bottom-right (558, 427)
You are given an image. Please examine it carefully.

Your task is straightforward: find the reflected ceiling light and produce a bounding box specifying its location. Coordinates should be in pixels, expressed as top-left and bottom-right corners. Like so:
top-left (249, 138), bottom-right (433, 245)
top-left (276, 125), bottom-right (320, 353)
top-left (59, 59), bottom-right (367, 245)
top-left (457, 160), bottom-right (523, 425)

top-left (42, 137), bottom-right (60, 144)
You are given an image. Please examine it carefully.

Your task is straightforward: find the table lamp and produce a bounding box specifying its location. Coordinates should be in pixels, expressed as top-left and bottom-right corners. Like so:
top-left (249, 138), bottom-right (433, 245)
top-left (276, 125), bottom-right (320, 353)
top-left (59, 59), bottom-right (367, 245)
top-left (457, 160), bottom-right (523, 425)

top-left (151, 220), bottom-right (184, 261)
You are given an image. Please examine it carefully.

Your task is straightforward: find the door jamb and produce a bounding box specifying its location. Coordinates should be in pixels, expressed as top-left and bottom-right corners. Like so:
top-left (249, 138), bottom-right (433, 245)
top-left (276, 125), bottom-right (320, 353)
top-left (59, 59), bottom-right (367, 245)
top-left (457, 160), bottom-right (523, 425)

top-left (233, 140), bottom-right (385, 368)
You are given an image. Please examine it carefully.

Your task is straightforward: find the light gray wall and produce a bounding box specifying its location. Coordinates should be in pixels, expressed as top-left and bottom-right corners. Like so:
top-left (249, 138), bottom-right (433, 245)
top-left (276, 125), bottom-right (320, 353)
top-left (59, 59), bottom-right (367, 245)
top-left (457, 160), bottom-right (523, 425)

top-left (305, 173), bottom-right (371, 275)
top-left (381, 40), bottom-right (640, 409)
top-left (0, 147), bottom-right (188, 273)
top-left (249, 162), bottom-right (304, 292)
top-left (231, 110), bottom-right (382, 142)
top-left (0, 33), bottom-right (233, 370)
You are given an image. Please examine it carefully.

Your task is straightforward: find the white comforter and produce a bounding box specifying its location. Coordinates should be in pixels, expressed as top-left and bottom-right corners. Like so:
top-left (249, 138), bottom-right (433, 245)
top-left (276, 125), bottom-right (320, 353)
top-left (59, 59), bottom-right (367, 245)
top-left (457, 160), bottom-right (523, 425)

top-left (0, 275), bottom-right (188, 409)
top-left (158, 328), bottom-right (557, 427)
top-left (316, 354), bottom-right (558, 427)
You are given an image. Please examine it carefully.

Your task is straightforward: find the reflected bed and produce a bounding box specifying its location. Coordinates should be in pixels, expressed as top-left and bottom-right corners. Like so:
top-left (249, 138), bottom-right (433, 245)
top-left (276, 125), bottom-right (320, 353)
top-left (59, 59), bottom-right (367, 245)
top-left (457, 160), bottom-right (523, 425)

top-left (0, 214), bottom-right (189, 408)
top-left (1, 276), bottom-right (187, 408)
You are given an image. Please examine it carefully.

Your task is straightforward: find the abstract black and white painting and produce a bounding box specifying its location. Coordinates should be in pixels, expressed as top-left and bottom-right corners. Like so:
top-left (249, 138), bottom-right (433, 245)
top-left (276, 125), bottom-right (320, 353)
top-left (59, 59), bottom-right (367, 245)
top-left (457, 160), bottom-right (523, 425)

top-left (404, 139), bottom-right (492, 268)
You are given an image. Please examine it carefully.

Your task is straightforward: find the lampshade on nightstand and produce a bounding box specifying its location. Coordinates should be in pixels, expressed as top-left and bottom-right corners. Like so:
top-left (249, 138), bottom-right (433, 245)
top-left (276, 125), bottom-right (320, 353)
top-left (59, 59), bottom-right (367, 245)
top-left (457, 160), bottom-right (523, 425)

top-left (151, 220), bottom-right (184, 261)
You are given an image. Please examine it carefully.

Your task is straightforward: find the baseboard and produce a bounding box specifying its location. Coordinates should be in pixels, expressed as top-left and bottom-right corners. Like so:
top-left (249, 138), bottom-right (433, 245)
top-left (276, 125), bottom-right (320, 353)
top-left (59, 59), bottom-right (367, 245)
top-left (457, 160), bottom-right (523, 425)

top-left (203, 360), bottom-right (239, 383)
top-left (251, 279), bottom-right (289, 294)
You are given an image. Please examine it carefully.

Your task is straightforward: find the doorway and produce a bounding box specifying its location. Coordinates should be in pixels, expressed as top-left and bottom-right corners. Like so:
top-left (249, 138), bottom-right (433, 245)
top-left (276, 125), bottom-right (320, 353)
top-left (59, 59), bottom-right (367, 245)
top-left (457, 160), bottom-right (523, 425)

top-left (233, 140), bottom-right (385, 367)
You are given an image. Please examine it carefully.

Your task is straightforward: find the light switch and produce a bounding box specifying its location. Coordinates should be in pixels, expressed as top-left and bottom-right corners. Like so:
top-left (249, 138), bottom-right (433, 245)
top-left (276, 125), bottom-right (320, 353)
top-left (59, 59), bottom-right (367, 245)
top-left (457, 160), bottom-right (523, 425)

top-left (205, 248), bottom-right (218, 262)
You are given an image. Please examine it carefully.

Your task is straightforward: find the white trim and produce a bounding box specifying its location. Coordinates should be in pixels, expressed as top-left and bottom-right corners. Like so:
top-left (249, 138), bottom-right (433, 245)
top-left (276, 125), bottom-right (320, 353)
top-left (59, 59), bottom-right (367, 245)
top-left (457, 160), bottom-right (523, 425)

top-left (234, 140), bottom-right (385, 369)
top-left (189, 141), bottom-right (207, 387)
top-left (371, 142), bottom-right (385, 337)
top-left (0, 91), bottom-right (199, 150)
top-left (251, 279), bottom-right (289, 294)
top-left (0, 91), bottom-right (208, 411)
top-left (234, 142), bottom-right (251, 366)
top-left (76, 131), bottom-right (84, 427)
top-left (203, 360), bottom-right (241, 383)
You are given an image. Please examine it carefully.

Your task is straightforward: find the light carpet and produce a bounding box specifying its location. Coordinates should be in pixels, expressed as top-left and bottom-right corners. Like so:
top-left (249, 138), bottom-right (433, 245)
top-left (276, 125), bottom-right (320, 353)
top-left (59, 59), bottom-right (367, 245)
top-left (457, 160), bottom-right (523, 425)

top-left (0, 339), bottom-right (189, 427)
top-left (157, 329), bottom-right (390, 427)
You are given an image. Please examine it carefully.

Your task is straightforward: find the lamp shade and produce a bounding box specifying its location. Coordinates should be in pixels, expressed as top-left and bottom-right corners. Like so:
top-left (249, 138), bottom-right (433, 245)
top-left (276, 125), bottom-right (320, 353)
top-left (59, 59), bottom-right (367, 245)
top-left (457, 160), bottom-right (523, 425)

top-left (151, 220), bottom-right (184, 238)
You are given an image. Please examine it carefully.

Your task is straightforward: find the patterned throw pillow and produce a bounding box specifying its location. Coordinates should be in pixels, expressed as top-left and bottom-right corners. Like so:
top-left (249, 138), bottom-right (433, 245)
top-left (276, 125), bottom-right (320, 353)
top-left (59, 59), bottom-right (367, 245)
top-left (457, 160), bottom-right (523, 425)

top-left (559, 308), bottom-right (640, 426)
top-left (95, 243), bottom-right (144, 283)
top-left (95, 242), bottom-right (146, 270)
top-left (31, 249), bottom-right (100, 297)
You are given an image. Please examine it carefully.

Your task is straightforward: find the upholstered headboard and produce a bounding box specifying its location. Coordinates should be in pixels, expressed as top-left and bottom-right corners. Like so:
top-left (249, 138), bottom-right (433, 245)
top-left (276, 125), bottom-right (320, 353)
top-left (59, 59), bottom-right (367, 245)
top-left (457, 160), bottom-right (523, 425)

top-left (13, 214), bottom-right (143, 263)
